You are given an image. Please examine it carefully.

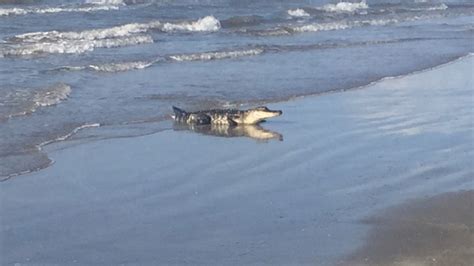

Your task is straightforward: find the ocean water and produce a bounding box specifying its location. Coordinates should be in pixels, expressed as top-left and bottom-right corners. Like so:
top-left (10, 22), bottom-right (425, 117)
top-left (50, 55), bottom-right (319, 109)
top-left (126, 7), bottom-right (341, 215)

top-left (0, 0), bottom-right (473, 180)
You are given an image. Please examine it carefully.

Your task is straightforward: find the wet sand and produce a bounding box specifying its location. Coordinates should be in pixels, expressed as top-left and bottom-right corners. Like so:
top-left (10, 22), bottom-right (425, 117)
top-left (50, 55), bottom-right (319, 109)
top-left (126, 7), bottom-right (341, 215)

top-left (341, 190), bottom-right (474, 266)
top-left (1, 56), bottom-right (473, 265)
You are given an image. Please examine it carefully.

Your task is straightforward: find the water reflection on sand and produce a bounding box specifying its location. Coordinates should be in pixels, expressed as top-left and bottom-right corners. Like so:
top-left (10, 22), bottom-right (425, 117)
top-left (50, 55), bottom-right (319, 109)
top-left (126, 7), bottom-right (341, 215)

top-left (173, 122), bottom-right (283, 141)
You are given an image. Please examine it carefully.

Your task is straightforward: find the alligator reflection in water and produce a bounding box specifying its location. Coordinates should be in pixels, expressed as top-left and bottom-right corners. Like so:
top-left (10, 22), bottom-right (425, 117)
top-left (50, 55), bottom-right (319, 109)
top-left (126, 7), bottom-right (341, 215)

top-left (173, 123), bottom-right (283, 141)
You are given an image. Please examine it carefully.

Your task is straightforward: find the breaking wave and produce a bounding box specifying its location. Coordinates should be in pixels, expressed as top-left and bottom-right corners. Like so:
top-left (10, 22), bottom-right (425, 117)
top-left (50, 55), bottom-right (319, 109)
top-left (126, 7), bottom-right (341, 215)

top-left (288, 8), bottom-right (310, 17)
top-left (0, 83), bottom-right (71, 121)
top-left (292, 18), bottom-right (400, 33)
top-left (161, 16), bottom-right (221, 32)
top-left (247, 11), bottom-right (446, 36)
top-left (12, 22), bottom-right (155, 42)
top-left (9, 16), bottom-right (218, 40)
top-left (320, 1), bottom-right (368, 13)
top-left (1, 35), bottom-right (153, 56)
top-left (1, 16), bottom-right (220, 57)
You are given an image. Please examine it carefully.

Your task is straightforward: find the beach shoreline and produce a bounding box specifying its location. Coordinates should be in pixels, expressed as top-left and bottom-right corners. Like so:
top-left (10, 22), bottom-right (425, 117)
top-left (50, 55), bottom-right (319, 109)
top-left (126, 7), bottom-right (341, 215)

top-left (2, 52), bottom-right (471, 182)
top-left (1, 55), bottom-right (473, 265)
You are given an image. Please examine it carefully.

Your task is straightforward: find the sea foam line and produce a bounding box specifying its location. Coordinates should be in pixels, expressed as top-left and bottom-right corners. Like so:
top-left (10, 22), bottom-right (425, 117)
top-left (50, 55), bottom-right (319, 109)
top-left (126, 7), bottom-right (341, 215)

top-left (87, 60), bottom-right (155, 72)
top-left (2, 35), bottom-right (153, 56)
top-left (168, 48), bottom-right (264, 62)
top-left (0, 5), bottom-right (120, 17)
top-left (252, 12), bottom-right (441, 36)
top-left (85, 0), bottom-right (125, 5)
top-left (38, 123), bottom-right (101, 147)
top-left (406, 4), bottom-right (448, 11)
top-left (55, 48), bottom-right (264, 73)
top-left (290, 18), bottom-right (400, 33)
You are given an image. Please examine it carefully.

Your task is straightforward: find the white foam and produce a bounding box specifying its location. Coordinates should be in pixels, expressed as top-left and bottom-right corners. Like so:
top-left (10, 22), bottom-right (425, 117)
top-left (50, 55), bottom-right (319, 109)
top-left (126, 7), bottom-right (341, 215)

top-left (85, 0), bottom-right (125, 5)
top-left (162, 16), bottom-right (221, 32)
top-left (429, 4), bottom-right (448, 11)
top-left (7, 21), bottom-right (156, 56)
top-left (2, 35), bottom-right (153, 56)
top-left (290, 17), bottom-right (398, 33)
top-left (58, 66), bottom-right (88, 71)
top-left (0, 5), bottom-right (119, 16)
top-left (356, 18), bottom-right (398, 26)
top-left (88, 61), bottom-right (154, 72)
top-left (287, 8), bottom-right (310, 17)
top-left (408, 4), bottom-right (448, 11)
top-left (3, 16), bottom-right (220, 57)
top-left (34, 83), bottom-right (71, 107)
top-left (291, 21), bottom-right (352, 32)
top-left (14, 21), bottom-right (156, 42)
top-left (0, 83), bottom-right (73, 120)
top-left (0, 8), bottom-right (28, 16)
top-left (39, 123), bottom-right (101, 147)
top-left (321, 1), bottom-right (368, 13)
top-left (12, 16), bottom-right (218, 43)
top-left (169, 48), bottom-right (264, 62)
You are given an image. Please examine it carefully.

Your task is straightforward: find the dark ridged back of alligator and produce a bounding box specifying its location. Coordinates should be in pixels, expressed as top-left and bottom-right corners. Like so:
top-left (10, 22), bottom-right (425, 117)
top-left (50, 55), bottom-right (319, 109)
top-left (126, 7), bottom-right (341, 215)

top-left (195, 109), bottom-right (244, 116)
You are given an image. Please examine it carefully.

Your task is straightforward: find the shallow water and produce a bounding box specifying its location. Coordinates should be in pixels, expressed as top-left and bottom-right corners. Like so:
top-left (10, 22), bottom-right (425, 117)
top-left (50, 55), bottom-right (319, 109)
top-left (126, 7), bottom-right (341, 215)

top-left (0, 0), bottom-right (473, 179)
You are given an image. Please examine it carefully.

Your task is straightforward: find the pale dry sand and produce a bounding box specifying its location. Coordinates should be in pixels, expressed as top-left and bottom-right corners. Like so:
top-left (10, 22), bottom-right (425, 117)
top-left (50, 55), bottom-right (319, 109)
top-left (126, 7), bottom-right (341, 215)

top-left (1, 55), bottom-right (473, 265)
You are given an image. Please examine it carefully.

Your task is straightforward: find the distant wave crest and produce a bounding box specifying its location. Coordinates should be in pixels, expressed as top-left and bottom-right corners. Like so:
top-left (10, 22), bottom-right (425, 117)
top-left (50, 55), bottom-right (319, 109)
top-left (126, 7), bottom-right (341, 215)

top-left (288, 8), bottom-right (310, 17)
top-left (85, 0), bottom-right (125, 5)
top-left (248, 15), bottom-right (434, 36)
top-left (406, 3), bottom-right (448, 11)
top-left (0, 5), bottom-right (120, 16)
top-left (2, 35), bottom-right (153, 56)
top-left (0, 16), bottom-right (220, 57)
top-left (162, 16), bottom-right (221, 32)
top-left (320, 1), bottom-right (368, 13)
top-left (291, 18), bottom-right (398, 33)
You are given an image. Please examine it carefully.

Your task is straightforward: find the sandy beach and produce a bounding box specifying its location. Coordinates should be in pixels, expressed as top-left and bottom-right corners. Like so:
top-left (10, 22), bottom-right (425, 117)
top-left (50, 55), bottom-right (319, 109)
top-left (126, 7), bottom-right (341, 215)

top-left (1, 55), bottom-right (473, 265)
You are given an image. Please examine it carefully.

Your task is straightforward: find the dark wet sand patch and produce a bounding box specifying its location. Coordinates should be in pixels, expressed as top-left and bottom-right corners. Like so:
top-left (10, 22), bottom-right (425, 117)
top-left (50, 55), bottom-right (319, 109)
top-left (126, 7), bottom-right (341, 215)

top-left (341, 190), bottom-right (474, 266)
